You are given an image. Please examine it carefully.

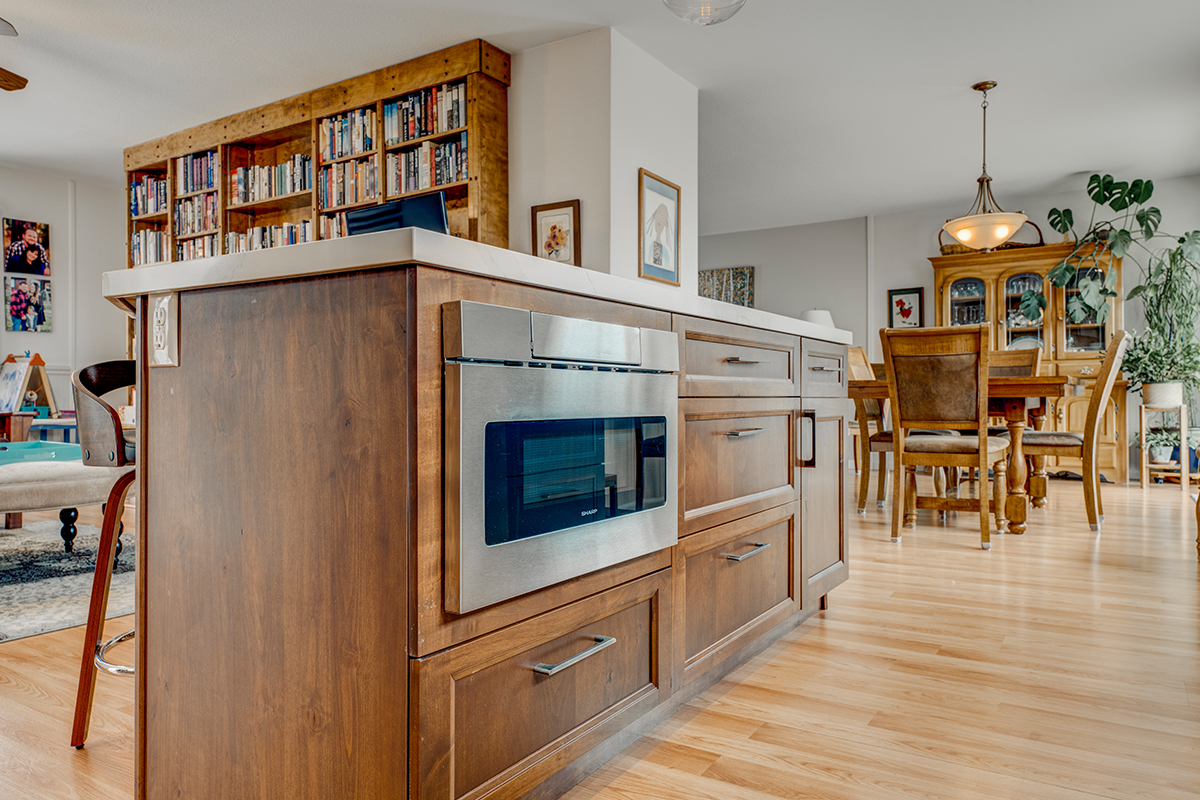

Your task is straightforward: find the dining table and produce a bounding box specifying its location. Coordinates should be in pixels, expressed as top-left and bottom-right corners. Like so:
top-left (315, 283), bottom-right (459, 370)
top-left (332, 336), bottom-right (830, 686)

top-left (848, 374), bottom-right (1079, 535)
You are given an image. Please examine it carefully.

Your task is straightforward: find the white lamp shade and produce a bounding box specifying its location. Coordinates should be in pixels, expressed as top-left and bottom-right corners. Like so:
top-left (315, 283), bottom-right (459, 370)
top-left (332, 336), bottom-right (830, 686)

top-left (942, 212), bottom-right (1027, 251)
top-left (799, 309), bottom-right (836, 328)
top-left (661, 0), bottom-right (747, 25)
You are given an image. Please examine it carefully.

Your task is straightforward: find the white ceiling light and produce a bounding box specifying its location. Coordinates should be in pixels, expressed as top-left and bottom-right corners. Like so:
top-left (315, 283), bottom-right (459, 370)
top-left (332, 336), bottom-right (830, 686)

top-left (942, 81), bottom-right (1027, 252)
top-left (0, 16), bottom-right (26, 92)
top-left (661, 0), bottom-right (747, 26)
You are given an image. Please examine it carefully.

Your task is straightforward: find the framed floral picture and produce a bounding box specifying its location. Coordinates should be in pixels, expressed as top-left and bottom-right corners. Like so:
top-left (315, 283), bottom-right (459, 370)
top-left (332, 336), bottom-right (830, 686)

top-left (531, 200), bottom-right (581, 266)
top-left (888, 287), bottom-right (924, 328)
top-left (638, 168), bottom-right (680, 285)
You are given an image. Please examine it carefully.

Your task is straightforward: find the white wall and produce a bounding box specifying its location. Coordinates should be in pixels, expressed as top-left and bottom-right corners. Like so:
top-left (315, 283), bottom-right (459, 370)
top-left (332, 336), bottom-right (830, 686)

top-left (0, 164), bottom-right (128, 410)
top-left (510, 29), bottom-right (699, 294)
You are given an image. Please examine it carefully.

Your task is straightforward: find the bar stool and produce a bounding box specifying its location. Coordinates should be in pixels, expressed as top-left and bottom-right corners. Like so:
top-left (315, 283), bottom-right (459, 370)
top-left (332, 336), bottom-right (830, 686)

top-left (70, 360), bottom-right (137, 749)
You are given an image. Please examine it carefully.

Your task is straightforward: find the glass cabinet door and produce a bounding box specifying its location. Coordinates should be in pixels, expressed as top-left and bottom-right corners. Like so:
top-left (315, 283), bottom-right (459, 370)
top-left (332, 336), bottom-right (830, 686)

top-left (947, 277), bottom-right (988, 326)
top-left (1058, 266), bottom-right (1112, 355)
top-left (1001, 272), bottom-right (1046, 353)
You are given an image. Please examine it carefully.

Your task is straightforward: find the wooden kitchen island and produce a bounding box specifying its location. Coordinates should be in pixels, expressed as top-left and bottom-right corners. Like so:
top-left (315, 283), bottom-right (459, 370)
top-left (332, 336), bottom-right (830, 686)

top-left (104, 229), bottom-right (850, 800)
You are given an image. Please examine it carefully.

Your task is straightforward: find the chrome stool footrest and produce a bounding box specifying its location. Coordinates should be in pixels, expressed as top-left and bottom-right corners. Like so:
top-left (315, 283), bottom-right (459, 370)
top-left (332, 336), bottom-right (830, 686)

top-left (95, 629), bottom-right (135, 677)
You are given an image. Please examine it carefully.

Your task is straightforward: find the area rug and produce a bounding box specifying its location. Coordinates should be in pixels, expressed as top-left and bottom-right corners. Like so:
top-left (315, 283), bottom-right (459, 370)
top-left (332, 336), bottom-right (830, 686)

top-left (0, 521), bottom-right (135, 642)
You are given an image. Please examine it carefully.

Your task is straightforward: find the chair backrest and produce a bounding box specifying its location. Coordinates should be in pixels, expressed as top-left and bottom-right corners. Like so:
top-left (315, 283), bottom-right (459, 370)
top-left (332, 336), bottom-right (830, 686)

top-left (879, 324), bottom-right (990, 434)
top-left (72, 360), bottom-right (135, 467)
top-left (848, 346), bottom-right (884, 421)
top-left (989, 348), bottom-right (1041, 377)
top-left (1084, 330), bottom-right (1130, 445)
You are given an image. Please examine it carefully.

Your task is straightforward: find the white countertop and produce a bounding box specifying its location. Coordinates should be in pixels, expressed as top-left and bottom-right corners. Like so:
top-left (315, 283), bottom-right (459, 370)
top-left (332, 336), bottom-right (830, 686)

top-left (103, 228), bottom-right (852, 344)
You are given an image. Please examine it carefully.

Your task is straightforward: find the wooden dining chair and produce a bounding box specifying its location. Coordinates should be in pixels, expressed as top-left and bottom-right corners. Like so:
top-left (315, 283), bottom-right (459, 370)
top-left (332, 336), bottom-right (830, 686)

top-left (70, 360), bottom-right (137, 749)
top-left (880, 325), bottom-right (1010, 549)
top-left (960, 347), bottom-right (1044, 482)
top-left (1006, 330), bottom-right (1129, 531)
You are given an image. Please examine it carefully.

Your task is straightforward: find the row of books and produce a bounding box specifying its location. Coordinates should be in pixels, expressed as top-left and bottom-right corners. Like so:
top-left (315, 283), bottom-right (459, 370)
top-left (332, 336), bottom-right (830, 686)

top-left (131, 230), bottom-right (166, 266)
top-left (320, 211), bottom-right (348, 240)
top-left (318, 159), bottom-right (378, 210)
top-left (383, 81), bottom-right (466, 145)
top-left (225, 221), bottom-right (314, 253)
top-left (130, 175), bottom-right (169, 217)
top-left (384, 136), bottom-right (467, 196)
top-left (229, 155), bottom-right (312, 205)
top-left (176, 234), bottom-right (218, 262)
top-left (175, 150), bottom-right (218, 195)
top-left (319, 108), bottom-right (376, 163)
top-left (174, 194), bottom-right (219, 236)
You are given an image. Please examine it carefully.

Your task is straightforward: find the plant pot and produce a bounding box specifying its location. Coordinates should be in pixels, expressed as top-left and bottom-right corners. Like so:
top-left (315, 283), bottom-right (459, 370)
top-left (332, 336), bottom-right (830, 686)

top-left (1141, 381), bottom-right (1184, 407)
top-left (1149, 445), bottom-right (1174, 463)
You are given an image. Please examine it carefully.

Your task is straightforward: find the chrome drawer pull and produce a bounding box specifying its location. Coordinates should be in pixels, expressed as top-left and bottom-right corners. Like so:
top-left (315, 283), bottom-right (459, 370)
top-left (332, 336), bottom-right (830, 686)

top-left (724, 427), bottom-right (765, 438)
top-left (533, 635), bottom-right (616, 676)
top-left (723, 542), bottom-right (771, 562)
top-left (809, 365), bottom-right (843, 374)
top-left (724, 356), bottom-right (760, 364)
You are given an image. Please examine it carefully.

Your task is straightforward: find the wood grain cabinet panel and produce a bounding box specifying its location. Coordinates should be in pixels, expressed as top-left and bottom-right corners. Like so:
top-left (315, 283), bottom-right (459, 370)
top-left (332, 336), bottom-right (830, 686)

top-left (675, 502), bottom-right (800, 687)
top-left (674, 315), bottom-right (796, 397)
top-left (411, 570), bottom-right (671, 800)
top-left (799, 339), bottom-right (848, 398)
top-left (680, 396), bottom-right (799, 536)
top-left (801, 398), bottom-right (849, 607)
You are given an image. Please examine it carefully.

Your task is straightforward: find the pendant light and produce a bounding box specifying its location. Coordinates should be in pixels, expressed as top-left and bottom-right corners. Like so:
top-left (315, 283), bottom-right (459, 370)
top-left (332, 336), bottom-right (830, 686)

top-left (661, 0), bottom-right (747, 26)
top-left (942, 82), bottom-right (1026, 251)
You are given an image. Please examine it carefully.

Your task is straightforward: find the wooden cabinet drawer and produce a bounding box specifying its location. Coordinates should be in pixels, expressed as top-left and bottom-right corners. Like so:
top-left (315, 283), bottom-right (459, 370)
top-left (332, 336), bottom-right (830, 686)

top-left (680, 397), bottom-right (799, 536)
top-left (1057, 360), bottom-right (1104, 383)
top-left (677, 502), bottom-right (799, 686)
top-left (411, 570), bottom-right (671, 800)
top-left (675, 314), bottom-right (796, 397)
top-left (799, 339), bottom-right (849, 397)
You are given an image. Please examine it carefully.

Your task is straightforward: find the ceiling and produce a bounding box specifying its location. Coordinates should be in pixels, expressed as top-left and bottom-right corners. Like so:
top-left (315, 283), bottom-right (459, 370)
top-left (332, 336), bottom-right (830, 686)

top-left (1, 0), bottom-right (1198, 236)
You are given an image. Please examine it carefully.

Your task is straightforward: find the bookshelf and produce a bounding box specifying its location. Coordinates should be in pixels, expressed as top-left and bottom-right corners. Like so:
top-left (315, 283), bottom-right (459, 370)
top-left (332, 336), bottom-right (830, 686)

top-left (123, 39), bottom-right (510, 268)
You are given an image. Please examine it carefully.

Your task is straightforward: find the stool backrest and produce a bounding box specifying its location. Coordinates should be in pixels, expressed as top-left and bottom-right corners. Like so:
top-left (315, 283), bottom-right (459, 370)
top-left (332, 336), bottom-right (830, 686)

top-left (72, 360), bottom-right (135, 467)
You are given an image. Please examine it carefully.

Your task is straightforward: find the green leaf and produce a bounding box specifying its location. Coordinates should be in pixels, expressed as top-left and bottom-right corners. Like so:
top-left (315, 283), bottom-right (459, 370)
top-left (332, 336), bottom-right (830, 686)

top-left (1104, 269), bottom-right (1118, 290)
top-left (1087, 174), bottom-right (1115, 204)
top-left (1079, 275), bottom-right (1103, 309)
top-left (1095, 302), bottom-right (1111, 324)
top-left (1130, 179), bottom-right (1154, 205)
top-left (1047, 207), bottom-right (1074, 234)
top-left (1066, 293), bottom-right (1088, 323)
top-left (1047, 261), bottom-right (1076, 287)
top-left (1136, 207), bottom-right (1162, 239)
top-left (1108, 228), bottom-right (1134, 258)
top-left (1141, 179), bottom-right (1155, 203)
top-left (1018, 290), bottom-right (1047, 324)
top-left (1181, 231), bottom-right (1200, 262)
top-left (1126, 283), bottom-right (1147, 300)
top-left (1108, 181), bottom-right (1131, 211)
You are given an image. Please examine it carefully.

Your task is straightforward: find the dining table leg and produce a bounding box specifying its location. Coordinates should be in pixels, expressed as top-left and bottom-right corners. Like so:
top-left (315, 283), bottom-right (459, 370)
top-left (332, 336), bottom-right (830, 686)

top-left (1004, 399), bottom-right (1029, 535)
top-left (1029, 404), bottom-right (1048, 509)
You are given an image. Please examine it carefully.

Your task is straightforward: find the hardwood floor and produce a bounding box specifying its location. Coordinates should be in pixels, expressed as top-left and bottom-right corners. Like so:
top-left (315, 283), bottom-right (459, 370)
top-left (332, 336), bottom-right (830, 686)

top-left (1, 482), bottom-right (1197, 800)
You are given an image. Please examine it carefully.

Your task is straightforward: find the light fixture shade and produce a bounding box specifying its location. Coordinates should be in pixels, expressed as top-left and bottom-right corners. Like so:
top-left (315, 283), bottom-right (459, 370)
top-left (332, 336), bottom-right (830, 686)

top-left (0, 17), bottom-right (17, 36)
top-left (661, 0), bottom-right (747, 26)
top-left (799, 309), bottom-right (836, 328)
top-left (942, 212), bottom-right (1027, 251)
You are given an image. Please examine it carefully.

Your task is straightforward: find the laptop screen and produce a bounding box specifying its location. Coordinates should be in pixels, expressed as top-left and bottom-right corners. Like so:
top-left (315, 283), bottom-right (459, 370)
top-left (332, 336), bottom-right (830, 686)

top-left (344, 192), bottom-right (449, 236)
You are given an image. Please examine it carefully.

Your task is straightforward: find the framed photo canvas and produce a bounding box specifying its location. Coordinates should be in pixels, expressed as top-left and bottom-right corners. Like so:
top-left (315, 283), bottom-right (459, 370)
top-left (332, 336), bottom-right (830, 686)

top-left (638, 168), bottom-right (680, 285)
top-left (888, 287), bottom-right (924, 328)
top-left (3, 218), bottom-right (51, 277)
top-left (531, 200), bottom-right (581, 266)
top-left (6, 275), bottom-right (52, 332)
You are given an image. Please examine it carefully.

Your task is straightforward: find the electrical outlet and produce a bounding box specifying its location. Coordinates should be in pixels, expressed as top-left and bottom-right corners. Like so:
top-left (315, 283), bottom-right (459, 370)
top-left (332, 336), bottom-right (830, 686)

top-left (150, 292), bottom-right (179, 367)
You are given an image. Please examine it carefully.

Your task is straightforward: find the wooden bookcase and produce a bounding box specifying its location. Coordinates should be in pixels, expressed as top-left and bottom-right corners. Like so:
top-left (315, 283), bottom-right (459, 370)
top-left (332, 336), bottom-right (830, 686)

top-left (123, 39), bottom-right (510, 269)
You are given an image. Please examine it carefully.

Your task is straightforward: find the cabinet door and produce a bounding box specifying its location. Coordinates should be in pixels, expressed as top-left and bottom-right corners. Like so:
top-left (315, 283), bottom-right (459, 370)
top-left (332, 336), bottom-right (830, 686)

top-left (943, 275), bottom-right (992, 329)
top-left (800, 398), bottom-right (848, 607)
top-left (410, 570), bottom-right (671, 800)
top-left (998, 269), bottom-right (1051, 360)
top-left (1053, 262), bottom-right (1121, 361)
top-left (799, 339), bottom-right (848, 397)
top-left (679, 396), bottom-right (799, 536)
top-left (1050, 381), bottom-right (1124, 483)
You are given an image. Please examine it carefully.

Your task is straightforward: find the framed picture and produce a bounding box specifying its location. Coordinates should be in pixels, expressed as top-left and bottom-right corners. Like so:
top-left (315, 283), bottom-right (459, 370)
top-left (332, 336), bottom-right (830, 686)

top-left (638, 168), bottom-right (680, 285)
top-left (698, 266), bottom-right (754, 307)
top-left (531, 200), bottom-right (581, 266)
top-left (3, 218), bottom-right (51, 276)
top-left (6, 275), bottom-right (52, 332)
top-left (888, 287), bottom-right (924, 328)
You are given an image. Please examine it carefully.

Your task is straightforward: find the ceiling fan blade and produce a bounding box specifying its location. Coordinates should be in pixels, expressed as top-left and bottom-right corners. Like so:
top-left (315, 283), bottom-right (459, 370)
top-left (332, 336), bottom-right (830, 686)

top-left (0, 17), bottom-right (16, 36)
top-left (0, 65), bottom-right (27, 91)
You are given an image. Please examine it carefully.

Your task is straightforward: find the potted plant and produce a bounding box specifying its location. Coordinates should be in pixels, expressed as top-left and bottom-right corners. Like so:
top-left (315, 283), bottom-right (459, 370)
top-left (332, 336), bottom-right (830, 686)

top-left (1137, 428), bottom-right (1183, 464)
top-left (1119, 328), bottom-right (1200, 405)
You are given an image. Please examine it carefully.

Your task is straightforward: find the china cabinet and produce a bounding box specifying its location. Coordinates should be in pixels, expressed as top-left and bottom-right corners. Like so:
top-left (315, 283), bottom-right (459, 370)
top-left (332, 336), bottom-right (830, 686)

top-left (931, 244), bottom-right (1127, 484)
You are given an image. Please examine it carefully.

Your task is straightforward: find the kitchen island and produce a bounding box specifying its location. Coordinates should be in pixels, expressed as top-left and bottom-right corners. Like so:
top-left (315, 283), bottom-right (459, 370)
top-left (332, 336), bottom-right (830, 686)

top-left (104, 229), bottom-right (850, 800)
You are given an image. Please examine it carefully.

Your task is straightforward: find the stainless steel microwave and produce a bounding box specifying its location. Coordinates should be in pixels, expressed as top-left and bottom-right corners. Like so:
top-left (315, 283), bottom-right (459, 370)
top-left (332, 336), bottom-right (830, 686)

top-left (443, 300), bottom-right (679, 614)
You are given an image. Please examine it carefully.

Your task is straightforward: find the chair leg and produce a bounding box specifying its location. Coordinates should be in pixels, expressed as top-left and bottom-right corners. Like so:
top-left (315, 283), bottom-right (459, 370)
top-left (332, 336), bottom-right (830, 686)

top-left (890, 459), bottom-right (905, 543)
top-left (59, 507), bottom-right (79, 552)
top-left (979, 455), bottom-right (991, 550)
top-left (903, 465), bottom-right (918, 528)
top-left (1082, 446), bottom-right (1101, 531)
top-left (877, 450), bottom-right (889, 508)
top-left (992, 457), bottom-right (1007, 534)
top-left (72, 470), bottom-right (136, 749)
top-left (934, 467), bottom-right (947, 520)
top-left (857, 446), bottom-right (872, 515)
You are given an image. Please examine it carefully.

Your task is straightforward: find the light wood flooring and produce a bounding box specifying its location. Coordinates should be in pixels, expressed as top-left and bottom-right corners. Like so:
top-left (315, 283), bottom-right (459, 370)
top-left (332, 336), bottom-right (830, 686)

top-left (2, 481), bottom-right (1198, 800)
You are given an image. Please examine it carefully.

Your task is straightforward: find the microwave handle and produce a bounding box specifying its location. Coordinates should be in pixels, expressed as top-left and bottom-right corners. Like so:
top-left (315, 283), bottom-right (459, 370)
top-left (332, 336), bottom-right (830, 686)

top-left (799, 409), bottom-right (816, 469)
